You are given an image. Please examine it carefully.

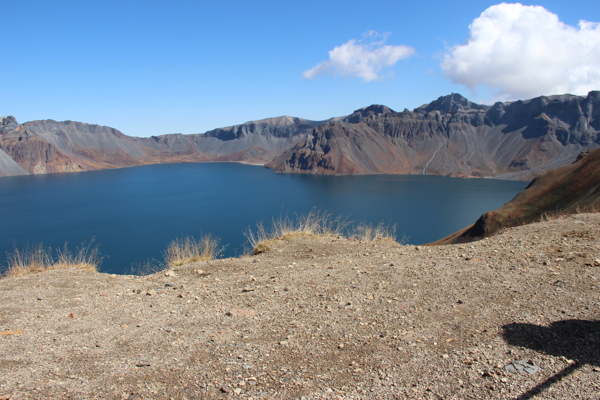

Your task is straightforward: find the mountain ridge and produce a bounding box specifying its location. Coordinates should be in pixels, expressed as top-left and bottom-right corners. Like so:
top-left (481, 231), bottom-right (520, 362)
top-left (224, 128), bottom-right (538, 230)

top-left (267, 91), bottom-right (600, 180)
top-left (2, 91), bottom-right (599, 179)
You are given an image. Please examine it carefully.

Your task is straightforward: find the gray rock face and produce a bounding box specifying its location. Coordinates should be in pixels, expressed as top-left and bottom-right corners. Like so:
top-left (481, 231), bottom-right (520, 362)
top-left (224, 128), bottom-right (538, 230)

top-left (267, 92), bottom-right (600, 180)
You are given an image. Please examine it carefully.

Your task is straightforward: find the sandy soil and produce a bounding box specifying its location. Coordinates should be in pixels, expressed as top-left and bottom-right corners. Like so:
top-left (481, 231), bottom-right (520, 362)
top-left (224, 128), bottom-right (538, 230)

top-left (1, 214), bottom-right (599, 399)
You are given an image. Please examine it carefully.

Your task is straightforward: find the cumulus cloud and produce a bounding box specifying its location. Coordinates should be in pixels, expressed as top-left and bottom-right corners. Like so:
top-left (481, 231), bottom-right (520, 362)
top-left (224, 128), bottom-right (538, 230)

top-left (441, 3), bottom-right (600, 100)
top-left (303, 31), bottom-right (415, 81)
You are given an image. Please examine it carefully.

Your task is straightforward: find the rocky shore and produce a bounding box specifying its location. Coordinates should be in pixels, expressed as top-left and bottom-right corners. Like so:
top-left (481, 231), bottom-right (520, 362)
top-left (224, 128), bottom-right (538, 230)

top-left (1, 214), bottom-right (599, 399)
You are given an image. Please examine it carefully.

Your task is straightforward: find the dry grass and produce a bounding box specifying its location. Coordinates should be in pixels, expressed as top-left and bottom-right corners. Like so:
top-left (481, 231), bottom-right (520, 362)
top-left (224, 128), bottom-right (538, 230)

top-left (127, 259), bottom-right (166, 276)
top-left (164, 234), bottom-right (223, 268)
top-left (4, 241), bottom-right (101, 278)
top-left (246, 209), bottom-right (400, 254)
top-left (350, 222), bottom-right (397, 242)
top-left (245, 209), bottom-right (350, 255)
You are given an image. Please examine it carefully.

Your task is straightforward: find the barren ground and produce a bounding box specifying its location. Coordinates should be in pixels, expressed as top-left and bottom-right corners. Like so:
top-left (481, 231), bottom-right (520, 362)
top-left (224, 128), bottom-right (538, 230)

top-left (1, 214), bottom-right (599, 399)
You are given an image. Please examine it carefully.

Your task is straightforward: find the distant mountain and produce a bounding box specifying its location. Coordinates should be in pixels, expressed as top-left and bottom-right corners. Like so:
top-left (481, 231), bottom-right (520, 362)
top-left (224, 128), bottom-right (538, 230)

top-left (137, 116), bottom-right (326, 164)
top-left (2, 91), bottom-right (599, 179)
top-left (267, 92), bottom-right (600, 180)
top-left (0, 115), bottom-right (328, 177)
top-left (431, 147), bottom-right (600, 245)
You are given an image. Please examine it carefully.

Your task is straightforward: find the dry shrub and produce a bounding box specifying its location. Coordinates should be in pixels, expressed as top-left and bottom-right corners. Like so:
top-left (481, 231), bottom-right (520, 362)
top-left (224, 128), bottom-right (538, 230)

top-left (164, 234), bottom-right (223, 268)
top-left (4, 241), bottom-right (101, 278)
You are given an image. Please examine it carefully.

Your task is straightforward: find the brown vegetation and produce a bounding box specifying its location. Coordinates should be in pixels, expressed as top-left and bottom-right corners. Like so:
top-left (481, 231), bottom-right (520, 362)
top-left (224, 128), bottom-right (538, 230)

top-left (3, 241), bottom-right (100, 278)
top-left (164, 234), bottom-right (223, 268)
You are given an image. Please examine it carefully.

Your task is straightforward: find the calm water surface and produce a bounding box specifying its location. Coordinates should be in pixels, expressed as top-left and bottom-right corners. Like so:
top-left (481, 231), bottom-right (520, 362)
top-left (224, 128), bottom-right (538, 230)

top-left (0, 163), bottom-right (528, 274)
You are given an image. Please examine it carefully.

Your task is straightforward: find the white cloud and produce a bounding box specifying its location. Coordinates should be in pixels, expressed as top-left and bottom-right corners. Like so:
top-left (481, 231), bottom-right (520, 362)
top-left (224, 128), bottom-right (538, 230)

top-left (303, 31), bottom-right (415, 81)
top-left (441, 3), bottom-right (600, 100)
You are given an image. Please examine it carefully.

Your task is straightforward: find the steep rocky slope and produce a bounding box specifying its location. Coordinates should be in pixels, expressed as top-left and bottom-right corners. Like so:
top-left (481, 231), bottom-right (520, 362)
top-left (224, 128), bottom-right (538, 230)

top-left (0, 116), bottom-right (323, 177)
top-left (432, 147), bottom-right (600, 245)
top-left (1, 214), bottom-right (599, 399)
top-left (267, 92), bottom-right (600, 180)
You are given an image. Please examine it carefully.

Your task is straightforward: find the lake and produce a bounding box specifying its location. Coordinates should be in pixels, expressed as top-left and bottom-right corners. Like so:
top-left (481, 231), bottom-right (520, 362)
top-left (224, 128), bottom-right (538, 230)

top-left (0, 163), bottom-right (528, 275)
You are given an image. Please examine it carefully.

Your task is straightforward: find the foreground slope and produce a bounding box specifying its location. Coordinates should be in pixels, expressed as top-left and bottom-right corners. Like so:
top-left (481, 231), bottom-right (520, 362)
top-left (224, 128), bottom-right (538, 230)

top-left (1, 215), bottom-right (599, 399)
top-left (434, 147), bottom-right (600, 245)
top-left (268, 92), bottom-right (600, 180)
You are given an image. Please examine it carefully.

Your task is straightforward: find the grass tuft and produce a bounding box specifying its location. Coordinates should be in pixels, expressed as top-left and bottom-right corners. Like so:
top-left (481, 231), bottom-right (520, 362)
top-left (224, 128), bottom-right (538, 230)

top-left (245, 209), bottom-right (400, 254)
top-left (164, 234), bottom-right (223, 268)
top-left (350, 222), bottom-right (397, 242)
top-left (4, 241), bottom-right (101, 278)
top-left (245, 209), bottom-right (350, 254)
top-left (127, 259), bottom-right (166, 276)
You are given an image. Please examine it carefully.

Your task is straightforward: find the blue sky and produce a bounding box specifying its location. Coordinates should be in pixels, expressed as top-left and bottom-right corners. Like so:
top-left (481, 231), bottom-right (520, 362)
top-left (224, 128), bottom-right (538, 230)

top-left (1, 0), bottom-right (599, 137)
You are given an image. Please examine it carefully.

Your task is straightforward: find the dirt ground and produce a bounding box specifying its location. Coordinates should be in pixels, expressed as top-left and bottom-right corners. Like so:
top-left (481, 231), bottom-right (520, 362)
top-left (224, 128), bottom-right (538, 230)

top-left (1, 214), bottom-right (599, 399)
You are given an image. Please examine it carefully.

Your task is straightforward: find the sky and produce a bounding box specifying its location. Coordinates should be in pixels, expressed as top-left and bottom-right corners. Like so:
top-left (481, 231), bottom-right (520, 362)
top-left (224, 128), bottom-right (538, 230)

top-left (1, 0), bottom-right (599, 137)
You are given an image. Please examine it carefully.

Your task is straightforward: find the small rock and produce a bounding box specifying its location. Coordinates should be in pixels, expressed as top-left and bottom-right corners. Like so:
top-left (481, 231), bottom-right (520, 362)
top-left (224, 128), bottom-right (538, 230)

top-left (233, 388), bottom-right (242, 394)
top-left (164, 270), bottom-right (176, 277)
top-left (37, 295), bottom-right (46, 300)
top-left (146, 290), bottom-right (156, 296)
top-left (503, 360), bottom-right (541, 375)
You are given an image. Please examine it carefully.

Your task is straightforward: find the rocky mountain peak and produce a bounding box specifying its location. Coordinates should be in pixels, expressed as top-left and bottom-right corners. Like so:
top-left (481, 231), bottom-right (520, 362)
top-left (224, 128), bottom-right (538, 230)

top-left (345, 104), bottom-right (393, 123)
top-left (420, 93), bottom-right (489, 114)
top-left (1, 116), bottom-right (18, 127)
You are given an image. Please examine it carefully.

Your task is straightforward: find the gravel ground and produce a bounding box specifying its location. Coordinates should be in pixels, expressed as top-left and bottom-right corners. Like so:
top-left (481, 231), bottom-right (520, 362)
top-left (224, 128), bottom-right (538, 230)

top-left (1, 214), bottom-right (599, 399)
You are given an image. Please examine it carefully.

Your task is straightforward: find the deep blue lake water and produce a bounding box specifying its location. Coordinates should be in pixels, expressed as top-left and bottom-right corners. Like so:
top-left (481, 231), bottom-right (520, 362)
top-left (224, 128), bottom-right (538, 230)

top-left (0, 163), bottom-right (528, 274)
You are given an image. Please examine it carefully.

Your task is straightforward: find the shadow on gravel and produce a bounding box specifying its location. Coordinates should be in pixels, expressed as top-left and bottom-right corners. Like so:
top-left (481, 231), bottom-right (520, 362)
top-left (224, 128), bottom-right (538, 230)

top-left (502, 319), bottom-right (600, 400)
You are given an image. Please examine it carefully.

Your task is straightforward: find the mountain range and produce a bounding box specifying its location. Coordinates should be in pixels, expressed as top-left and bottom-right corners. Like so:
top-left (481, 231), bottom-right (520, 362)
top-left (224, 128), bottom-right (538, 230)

top-left (1, 91), bottom-right (599, 179)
